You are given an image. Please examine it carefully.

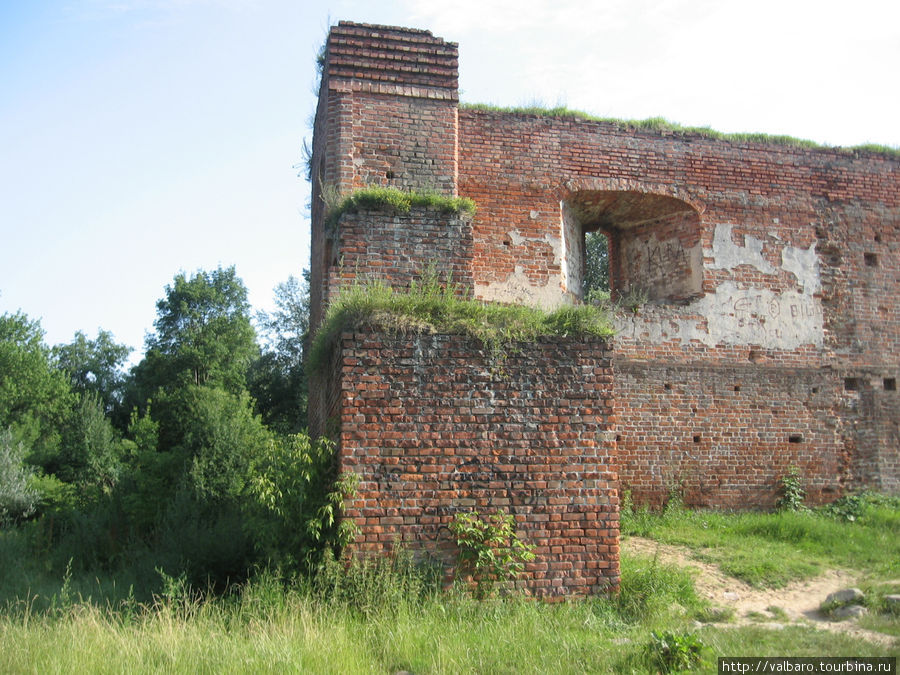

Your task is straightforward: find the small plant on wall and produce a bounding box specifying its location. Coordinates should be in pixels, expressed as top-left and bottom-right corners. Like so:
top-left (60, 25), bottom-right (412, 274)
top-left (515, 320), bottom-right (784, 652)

top-left (775, 466), bottom-right (807, 512)
top-left (449, 509), bottom-right (536, 599)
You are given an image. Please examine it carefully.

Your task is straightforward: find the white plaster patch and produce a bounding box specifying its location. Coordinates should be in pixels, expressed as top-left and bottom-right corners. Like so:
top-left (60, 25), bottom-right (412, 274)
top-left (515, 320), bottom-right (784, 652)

top-left (709, 223), bottom-right (776, 274)
top-left (615, 281), bottom-right (823, 349)
top-left (475, 265), bottom-right (570, 309)
top-left (781, 241), bottom-right (821, 294)
top-left (508, 229), bottom-right (527, 247)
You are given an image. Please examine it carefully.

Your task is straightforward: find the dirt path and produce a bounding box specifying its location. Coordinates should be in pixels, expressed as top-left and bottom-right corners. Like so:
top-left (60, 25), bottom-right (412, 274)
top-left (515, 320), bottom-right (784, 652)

top-left (624, 536), bottom-right (896, 648)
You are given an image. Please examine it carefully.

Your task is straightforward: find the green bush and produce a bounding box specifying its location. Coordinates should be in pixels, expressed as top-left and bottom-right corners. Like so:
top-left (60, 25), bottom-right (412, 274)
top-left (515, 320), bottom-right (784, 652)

top-left (449, 510), bottom-right (535, 599)
top-left (0, 428), bottom-right (37, 525)
top-left (646, 630), bottom-right (704, 672)
top-left (776, 466), bottom-right (807, 512)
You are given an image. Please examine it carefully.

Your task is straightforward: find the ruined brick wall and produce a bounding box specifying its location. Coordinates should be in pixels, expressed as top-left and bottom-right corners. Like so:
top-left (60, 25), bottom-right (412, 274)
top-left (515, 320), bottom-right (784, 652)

top-left (310, 21), bottom-right (899, 580)
top-left (322, 208), bottom-right (474, 308)
top-left (457, 107), bottom-right (899, 505)
top-left (616, 362), bottom-right (847, 508)
top-left (309, 22), bottom-right (459, 331)
top-left (334, 332), bottom-right (619, 597)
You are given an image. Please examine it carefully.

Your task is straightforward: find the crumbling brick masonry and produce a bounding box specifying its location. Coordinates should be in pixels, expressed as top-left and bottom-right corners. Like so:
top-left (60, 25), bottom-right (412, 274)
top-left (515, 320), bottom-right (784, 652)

top-left (308, 22), bottom-right (899, 596)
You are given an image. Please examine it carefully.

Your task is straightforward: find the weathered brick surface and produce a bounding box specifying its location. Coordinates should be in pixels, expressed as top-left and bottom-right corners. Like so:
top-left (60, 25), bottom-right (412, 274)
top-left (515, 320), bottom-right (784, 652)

top-left (334, 332), bottom-right (619, 597)
top-left (456, 106), bottom-right (899, 504)
top-left (308, 22), bottom-right (899, 594)
top-left (321, 208), bottom-right (474, 310)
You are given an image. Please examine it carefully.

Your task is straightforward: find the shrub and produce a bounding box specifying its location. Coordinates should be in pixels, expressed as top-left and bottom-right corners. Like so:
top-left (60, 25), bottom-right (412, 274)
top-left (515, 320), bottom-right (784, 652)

top-left (449, 509), bottom-right (535, 599)
top-left (0, 428), bottom-right (38, 525)
top-left (776, 467), bottom-right (807, 512)
top-left (646, 631), bottom-right (704, 672)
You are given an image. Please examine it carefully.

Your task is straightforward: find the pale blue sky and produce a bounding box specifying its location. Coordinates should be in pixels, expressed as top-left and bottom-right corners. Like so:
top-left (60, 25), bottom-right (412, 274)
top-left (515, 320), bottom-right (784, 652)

top-left (2, 0), bottom-right (897, 359)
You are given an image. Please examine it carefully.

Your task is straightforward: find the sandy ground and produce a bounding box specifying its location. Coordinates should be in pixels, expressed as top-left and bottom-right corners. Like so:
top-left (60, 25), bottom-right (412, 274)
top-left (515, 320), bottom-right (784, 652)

top-left (624, 536), bottom-right (897, 648)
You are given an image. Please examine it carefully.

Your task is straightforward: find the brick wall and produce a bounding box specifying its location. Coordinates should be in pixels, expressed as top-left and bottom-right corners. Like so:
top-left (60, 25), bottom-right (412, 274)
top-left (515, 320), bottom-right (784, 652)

top-left (309, 21), bottom-right (459, 331)
top-left (310, 22), bottom-right (900, 575)
top-left (335, 332), bottom-right (619, 597)
top-left (321, 207), bottom-right (474, 309)
top-left (457, 106), bottom-right (899, 503)
top-left (615, 361), bottom-right (847, 508)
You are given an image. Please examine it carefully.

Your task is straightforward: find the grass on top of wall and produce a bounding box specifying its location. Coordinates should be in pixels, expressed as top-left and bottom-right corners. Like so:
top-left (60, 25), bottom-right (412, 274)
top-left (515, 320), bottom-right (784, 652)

top-left (307, 270), bottom-right (614, 377)
top-left (324, 186), bottom-right (477, 231)
top-left (461, 103), bottom-right (900, 157)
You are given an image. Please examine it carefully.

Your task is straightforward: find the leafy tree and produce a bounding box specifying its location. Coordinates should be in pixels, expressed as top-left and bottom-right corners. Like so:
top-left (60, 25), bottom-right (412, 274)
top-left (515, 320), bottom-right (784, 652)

top-left (178, 386), bottom-right (272, 505)
top-left (583, 230), bottom-right (610, 300)
top-left (57, 393), bottom-right (124, 497)
top-left (53, 330), bottom-right (131, 418)
top-left (256, 272), bottom-right (310, 365)
top-left (0, 312), bottom-right (73, 468)
top-left (250, 272), bottom-right (310, 433)
top-left (138, 266), bottom-right (258, 396)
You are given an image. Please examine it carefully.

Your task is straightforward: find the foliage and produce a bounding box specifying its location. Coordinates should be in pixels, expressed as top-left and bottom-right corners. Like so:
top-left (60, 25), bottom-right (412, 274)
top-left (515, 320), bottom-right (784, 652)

top-left (53, 330), bottom-right (131, 418)
top-left (0, 428), bottom-right (38, 525)
top-left (308, 269), bottom-right (614, 377)
top-left (817, 490), bottom-right (900, 522)
top-left (324, 185), bottom-right (476, 230)
top-left (583, 229), bottom-right (610, 297)
top-left (775, 466), bottom-right (807, 512)
top-left (57, 393), bottom-right (124, 497)
top-left (0, 312), bottom-right (74, 468)
top-left (248, 433), bottom-right (357, 568)
top-left (449, 509), bottom-right (535, 599)
top-left (250, 272), bottom-right (311, 434)
top-left (646, 630), bottom-right (704, 672)
top-left (137, 266), bottom-right (258, 395)
top-left (179, 387), bottom-right (271, 504)
top-left (461, 102), bottom-right (900, 157)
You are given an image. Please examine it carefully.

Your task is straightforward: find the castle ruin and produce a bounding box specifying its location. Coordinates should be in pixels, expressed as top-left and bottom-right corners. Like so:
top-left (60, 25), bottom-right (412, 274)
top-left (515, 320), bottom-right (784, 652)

top-left (308, 22), bottom-right (899, 596)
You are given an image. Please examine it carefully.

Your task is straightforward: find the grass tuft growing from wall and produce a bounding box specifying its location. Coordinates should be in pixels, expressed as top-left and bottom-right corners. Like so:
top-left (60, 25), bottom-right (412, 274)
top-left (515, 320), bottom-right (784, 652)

top-left (307, 270), bottom-right (613, 377)
top-left (324, 186), bottom-right (476, 231)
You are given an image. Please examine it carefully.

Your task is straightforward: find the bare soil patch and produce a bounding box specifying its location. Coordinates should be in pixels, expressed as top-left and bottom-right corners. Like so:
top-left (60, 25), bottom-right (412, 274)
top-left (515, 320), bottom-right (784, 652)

top-left (624, 536), bottom-right (896, 648)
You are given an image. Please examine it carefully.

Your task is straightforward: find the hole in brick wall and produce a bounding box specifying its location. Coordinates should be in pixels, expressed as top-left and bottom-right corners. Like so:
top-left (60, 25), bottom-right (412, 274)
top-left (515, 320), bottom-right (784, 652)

top-left (582, 229), bottom-right (609, 298)
top-left (812, 387), bottom-right (819, 394)
top-left (615, 435), bottom-right (621, 443)
top-left (693, 435), bottom-right (701, 443)
top-left (884, 378), bottom-right (897, 391)
top-left (385, 170), bottom-right (395, 180)
top-left (664, 383), bottom-right (672, 390)
top-left (571, 192), bottom-right (700, 304)
top-left (875, 234), bottom-right (882, 243)
top-left (748, 349), bottom-right (762, 363)
top-left (844, 377), bottom-right (860, 391)
top-left (789, 434), bottom-right (804, 443)
top-left (865, 252), bottom-right (878, 267)
top-left (734, 385), bottom-right (741, 392)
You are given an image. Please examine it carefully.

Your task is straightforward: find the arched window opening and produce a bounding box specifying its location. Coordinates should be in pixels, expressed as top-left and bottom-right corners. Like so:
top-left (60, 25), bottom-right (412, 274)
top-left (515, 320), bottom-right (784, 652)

top-left (566, 191), bottom-right (702, 305)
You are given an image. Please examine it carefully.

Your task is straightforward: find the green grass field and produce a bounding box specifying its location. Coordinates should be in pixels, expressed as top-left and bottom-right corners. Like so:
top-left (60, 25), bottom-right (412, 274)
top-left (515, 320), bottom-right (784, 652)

top-left (1, 495), bottom-right (898, 673)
